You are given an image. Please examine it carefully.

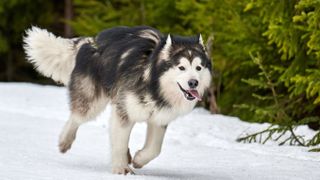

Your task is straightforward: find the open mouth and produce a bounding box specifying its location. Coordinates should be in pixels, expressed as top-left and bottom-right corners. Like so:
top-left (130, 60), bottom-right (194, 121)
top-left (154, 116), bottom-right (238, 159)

top-left (177, 83), bottom-right (202, 101)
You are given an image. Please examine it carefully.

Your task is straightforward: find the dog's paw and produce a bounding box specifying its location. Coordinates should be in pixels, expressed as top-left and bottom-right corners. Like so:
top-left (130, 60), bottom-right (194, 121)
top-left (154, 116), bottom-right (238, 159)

top-left (132, 161), bottom-right (143, 169)
top-left (132, 149), bottom-right (160, 169)
top-left (112, 165), bottom-right (135, 175)
top-left (58, 125), bottom-right (76, 153)
top-left (58, 139), bottom-right (72, 153)
top-left (132, 150), bottom-right (145, 169)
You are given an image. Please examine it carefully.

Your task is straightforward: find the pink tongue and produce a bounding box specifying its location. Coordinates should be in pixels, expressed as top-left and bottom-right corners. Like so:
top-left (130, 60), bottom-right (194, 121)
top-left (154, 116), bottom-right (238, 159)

top-left (188, 90), bottom-right (202, 101)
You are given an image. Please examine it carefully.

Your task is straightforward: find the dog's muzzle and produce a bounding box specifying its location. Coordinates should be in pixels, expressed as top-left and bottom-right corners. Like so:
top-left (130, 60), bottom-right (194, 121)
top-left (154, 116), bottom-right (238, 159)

top-left (177, 83), bottom-right (201, 101)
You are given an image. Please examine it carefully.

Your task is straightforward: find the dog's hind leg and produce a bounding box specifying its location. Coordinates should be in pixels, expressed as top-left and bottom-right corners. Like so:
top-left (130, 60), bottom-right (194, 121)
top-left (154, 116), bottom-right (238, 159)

top-left (109, 106), bottom-right (135, 175)
top-left (59, 75), bottom-right (108, 153)
top-left (132, 123), bottom-right (167, 169)
top-left (59, 113), bottom-right (83, 153)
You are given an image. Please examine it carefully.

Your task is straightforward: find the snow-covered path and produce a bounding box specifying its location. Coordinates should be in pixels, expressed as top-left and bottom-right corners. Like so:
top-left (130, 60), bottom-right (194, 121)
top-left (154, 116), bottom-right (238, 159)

top-left (0, 83), bottom-right (319, 180)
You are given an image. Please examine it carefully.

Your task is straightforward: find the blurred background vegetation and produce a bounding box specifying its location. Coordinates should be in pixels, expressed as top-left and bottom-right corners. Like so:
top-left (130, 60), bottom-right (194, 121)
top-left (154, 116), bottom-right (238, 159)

top-left (1, 0), bottom-right (319, 149)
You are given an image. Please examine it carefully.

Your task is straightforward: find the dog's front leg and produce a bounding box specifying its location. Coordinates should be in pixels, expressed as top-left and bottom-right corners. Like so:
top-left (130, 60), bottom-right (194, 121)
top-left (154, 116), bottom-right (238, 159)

top-left (132, 123), bottom-right (167, 168)
top-left (110, 107), bottom-right (135, 175)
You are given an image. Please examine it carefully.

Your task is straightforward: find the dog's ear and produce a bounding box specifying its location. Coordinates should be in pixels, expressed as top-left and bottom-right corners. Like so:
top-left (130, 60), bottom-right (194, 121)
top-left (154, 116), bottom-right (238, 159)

top-left (198, 33), bottom-right (209, 54)
top-left (164, 34), bottom-right (172, 51)
top-left (159, 34), bottom-right (172, 60)
top-left (198, 34), bottom-right (205, 48)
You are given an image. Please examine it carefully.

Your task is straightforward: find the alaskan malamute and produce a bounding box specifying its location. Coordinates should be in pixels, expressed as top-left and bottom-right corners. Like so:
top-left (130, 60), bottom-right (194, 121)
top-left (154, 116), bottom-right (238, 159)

top-left (23, 26), bottom-right (212, 174)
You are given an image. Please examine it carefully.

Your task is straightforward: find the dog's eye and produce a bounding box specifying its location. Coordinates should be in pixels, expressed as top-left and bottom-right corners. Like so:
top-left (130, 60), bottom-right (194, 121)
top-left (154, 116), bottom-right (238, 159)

top-left (196, 66), bottom-right (202, 71)
top-left (179, 66), bottom-right (185, 71)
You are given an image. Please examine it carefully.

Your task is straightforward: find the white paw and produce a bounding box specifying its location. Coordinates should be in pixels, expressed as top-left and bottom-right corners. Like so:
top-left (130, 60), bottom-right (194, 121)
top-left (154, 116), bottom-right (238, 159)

top-left (58, 121), bottom-right (77, 153)
top-left (133, 149), bottom-right (160, 169)
top-left (112, 165), bottom-right (134, 175)
top-left (58, 133), bottom-right (75, 153)
top-left (58, 139), bottom-right (73, 153)
top-left (132, 150), bottom-right (144, 169)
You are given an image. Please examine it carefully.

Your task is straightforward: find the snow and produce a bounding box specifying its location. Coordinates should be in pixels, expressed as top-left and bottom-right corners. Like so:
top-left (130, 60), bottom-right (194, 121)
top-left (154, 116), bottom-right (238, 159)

top-left (0, 83), bottom-right (319, 180)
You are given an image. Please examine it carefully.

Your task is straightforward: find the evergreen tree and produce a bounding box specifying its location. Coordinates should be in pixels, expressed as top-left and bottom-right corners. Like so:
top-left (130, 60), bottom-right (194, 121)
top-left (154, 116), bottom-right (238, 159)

top-left (234, 0), bottom-right (320, 150)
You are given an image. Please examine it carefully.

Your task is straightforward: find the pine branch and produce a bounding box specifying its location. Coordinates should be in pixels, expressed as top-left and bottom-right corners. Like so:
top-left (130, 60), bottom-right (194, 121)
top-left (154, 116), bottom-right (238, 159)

top-left (307, 131), bottom-right (320, 146)
top-left (250, 53), bottom-right (280, 107)
top-left (309, 148), bottom-right (320, 152)
top-left (237, 125), bottom-right (286, 144)
top-left (288, 126), bottom-right (306, 146)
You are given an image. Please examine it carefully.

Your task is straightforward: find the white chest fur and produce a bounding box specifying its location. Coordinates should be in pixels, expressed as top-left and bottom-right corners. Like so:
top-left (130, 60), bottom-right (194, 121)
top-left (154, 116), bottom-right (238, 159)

top-left (124, 93), bottom-right (153, 122)
top-left (124, 92), bottom-right (196, 125)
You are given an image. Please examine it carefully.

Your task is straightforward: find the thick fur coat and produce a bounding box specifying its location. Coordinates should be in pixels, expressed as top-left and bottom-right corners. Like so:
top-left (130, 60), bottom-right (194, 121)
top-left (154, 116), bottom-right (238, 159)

top-left (23, 26), bottom-right (212, 174)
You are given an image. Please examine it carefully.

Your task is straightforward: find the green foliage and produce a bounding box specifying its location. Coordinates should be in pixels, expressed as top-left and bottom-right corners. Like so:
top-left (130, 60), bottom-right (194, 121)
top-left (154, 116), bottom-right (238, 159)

top-left (70, 0), bottom-right (215, 36)
top-left (0, 0), bottom-right (61, 83)
top-left (234, 0), bottom-right (320, 149)
top-left (237, 57), bottom-right (320, 149)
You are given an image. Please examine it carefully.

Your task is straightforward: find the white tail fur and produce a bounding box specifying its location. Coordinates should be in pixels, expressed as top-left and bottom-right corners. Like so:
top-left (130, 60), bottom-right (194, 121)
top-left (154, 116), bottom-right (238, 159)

top-left (23, 26), bottom-right (92, 85)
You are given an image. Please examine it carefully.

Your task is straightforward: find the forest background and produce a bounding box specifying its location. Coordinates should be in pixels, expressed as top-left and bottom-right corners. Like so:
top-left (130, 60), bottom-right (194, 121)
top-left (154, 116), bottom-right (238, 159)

top-left (1, 0), bottom-right (319, 149)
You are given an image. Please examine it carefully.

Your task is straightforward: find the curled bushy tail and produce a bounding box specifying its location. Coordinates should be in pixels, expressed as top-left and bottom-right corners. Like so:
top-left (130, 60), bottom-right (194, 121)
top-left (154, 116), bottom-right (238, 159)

top-left (23, 26), bottom-right (93, 85)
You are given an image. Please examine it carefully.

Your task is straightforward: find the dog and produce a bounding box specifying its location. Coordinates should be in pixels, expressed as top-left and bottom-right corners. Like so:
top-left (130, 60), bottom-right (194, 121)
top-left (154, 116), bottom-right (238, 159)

top-left (23, 26), bottom-right (212, 174)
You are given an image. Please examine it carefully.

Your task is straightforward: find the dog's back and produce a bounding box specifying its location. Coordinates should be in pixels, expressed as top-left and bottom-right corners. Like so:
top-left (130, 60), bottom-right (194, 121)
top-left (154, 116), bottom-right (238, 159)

top-left (72, 26), bottom-right (163, 93)
top-left (24, 26), bottom-right (162, 90)
top-left (96, 26), bottom-right (161, 46)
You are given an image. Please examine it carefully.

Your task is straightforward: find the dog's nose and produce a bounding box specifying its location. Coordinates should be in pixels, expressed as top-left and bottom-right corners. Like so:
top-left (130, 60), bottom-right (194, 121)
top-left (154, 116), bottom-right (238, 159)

top-left (188, 79), bottom-right (198, 89)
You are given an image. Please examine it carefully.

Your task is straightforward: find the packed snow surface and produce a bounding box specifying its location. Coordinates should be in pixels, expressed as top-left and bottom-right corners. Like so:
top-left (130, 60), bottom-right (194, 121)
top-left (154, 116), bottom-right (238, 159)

top-left (0, 83), bottom-right (319, 180)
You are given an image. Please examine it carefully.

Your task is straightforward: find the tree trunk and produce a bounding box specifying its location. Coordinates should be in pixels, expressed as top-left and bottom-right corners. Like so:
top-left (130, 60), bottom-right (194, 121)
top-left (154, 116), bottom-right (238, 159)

top-left (205, 34), bottom-right (220, 114)
top-left (64, 0), bottom-right (73, 37)
top-left (140, 1), bottom-right (146, 24)
top-left (208, 87), bottom-right (220, 114)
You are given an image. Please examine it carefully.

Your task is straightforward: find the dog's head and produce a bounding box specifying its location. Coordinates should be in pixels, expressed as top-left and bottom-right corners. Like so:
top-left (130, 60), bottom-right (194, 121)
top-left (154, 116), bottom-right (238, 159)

top-left (155, 34), bottom-right (212, 106)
